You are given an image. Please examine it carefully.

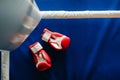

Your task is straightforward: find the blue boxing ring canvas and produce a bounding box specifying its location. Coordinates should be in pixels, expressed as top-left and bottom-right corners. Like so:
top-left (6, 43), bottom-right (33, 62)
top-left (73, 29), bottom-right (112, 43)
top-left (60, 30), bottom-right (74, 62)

top-left (9, 0), bottom-right (120, 80)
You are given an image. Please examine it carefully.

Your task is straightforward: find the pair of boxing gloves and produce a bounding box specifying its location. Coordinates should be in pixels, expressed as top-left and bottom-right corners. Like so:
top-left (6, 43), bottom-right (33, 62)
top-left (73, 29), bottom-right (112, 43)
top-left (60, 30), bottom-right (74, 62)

top-left (29, 28), bottom-right (70, 71)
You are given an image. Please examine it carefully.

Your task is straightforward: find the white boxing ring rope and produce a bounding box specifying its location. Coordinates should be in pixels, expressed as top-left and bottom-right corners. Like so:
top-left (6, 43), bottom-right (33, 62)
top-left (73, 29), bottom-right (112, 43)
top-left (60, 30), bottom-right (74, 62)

top-left (39, 11), bottom-right (120, 19)
top-left (1, 50), bottom-right (9, 80)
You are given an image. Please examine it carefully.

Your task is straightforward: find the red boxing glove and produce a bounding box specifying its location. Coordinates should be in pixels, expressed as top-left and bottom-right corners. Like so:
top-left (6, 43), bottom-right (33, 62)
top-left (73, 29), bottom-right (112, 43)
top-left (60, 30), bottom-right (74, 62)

top-left (29, 42), bottom-right (51, 71)
top-left (41, 28), bottom-right (70, 50)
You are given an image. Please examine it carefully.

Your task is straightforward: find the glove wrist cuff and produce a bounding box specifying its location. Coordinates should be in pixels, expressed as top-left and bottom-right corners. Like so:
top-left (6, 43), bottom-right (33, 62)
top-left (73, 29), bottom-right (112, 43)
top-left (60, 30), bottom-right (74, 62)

top-left (30, 42), bottom-right (43, 54)
top-left (42, 32), bottom-right (51, 42)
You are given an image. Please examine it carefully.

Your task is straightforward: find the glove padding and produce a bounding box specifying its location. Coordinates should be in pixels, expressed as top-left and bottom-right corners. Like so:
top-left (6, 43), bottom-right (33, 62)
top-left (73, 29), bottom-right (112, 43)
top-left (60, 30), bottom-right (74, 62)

top-left (41, 28), bottom-right (70, 50)
top-left (29, 42), bottom-right (51, 71)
